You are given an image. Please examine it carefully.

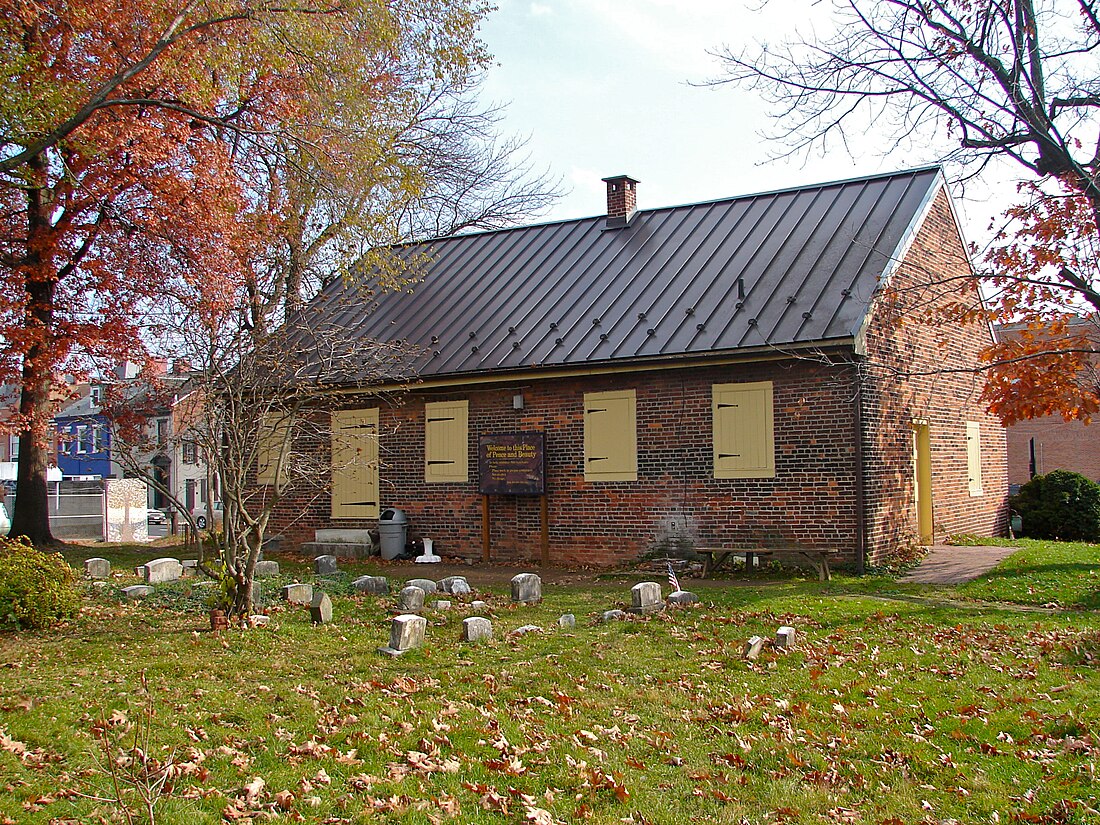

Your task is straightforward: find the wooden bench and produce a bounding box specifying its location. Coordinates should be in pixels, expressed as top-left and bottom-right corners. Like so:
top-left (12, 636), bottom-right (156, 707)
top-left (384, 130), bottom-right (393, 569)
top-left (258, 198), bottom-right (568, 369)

top-left (696, 547), bottom-right (836, 581)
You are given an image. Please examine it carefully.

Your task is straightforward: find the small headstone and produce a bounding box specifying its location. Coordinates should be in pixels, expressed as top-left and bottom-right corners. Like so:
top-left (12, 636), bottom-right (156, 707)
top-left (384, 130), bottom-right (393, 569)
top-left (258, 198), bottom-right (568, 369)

top-left (250, 580), bottom-right (262, 607)
top-left (470, 600), bottom-right (489, 611)
top-left (775, 626), bottom-right (797, 649)
top-left (397, 586), bottom-right (425, 612)
top-left (667, 590), bottom-right (700, 605)
top-left (628, 581), bottom-right (663, 614)
top-left (249, 615), bottom-right (270, 628)
top-left (182, 559), bottom-right (199, 568)
top-left (407, 578), bottom-right (438, 595)
top-left (438, 576), bottom-right (472, 595)
top-left (378, 614), bottom-right (426, 656)
top-left (558, 614), bottom-right (576, 629)
top-left (510, 573), bottom-right (542, 604)
top-left (601, 609), bottom-right (626, 623)
top-left (462, 616), bottom-right (493, 642)
top-left (742, 635), bottom-right (765, 661)
top-left (310, 592), bottom-right (333, 624)
top-left (431, 600), bottom-right (452, 611)
top-left (281, 583), bottom-right (313, 605)
top-left (142, 557), bottom-right (183, 584)
top-left (352, 575), bottom-right (389, 595)
top-left (84, 558), bottom-right (111, 579)
top-left (512, 624), bottom-right (541, 636)
top-left (313, 555), bottom-right (338, 575)
top-left (254, 560), bottom-right (280, 578)
top-left (122, 585), bottom-right (154, 600)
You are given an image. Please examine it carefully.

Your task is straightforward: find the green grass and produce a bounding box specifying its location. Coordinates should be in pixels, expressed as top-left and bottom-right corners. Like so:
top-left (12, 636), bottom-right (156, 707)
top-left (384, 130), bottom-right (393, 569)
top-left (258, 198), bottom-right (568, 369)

top-left (950, 539), bottom-right (1100, 610)
top-left (0, 540), bottom-right (1098, 823)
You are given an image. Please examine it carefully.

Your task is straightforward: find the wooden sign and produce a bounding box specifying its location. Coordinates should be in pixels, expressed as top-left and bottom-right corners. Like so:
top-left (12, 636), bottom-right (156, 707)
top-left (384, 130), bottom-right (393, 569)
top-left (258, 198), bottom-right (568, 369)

top-left (479, 432), bottom-right (545, 495)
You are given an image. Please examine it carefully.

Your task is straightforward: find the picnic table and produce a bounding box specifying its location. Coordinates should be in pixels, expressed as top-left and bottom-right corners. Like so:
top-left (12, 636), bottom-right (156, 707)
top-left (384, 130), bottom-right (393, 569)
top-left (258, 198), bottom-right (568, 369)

top-left (696, 547), bottom-right (837, 581)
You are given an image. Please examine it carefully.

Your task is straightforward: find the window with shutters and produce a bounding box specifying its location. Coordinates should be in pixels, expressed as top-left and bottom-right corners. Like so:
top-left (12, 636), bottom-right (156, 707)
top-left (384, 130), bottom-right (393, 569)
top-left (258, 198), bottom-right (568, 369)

top-left (425, 400), bottom-right (469, 482)
top-left (583, 389), bottom-right (637, 482)
top-left (257, 412), bottom-right (291, 487)
top-left (331, 408), bottom-right (380, 519)
top-left (966, 421), bottom-right (983, 496)
top-left (712, 381), bottom-right (775, 479)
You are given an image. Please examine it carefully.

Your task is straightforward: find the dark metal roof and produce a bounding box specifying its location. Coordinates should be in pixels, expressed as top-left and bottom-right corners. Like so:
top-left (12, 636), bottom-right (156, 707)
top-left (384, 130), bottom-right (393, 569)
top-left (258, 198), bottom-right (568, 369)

top-left (306, 166), bottom-right (944, 379)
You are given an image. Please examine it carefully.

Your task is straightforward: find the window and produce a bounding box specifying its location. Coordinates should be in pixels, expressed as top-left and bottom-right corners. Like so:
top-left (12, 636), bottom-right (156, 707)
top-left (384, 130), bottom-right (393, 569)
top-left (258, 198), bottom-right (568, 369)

top-left (156, 418), bottom-right (168, 445)
top-left (182, 440), bottom-right (197, 464)
top-left (8, 434), bottom-right (18, 460)
top-left (91, 424), bottom-right (103, 454)
top-left (583, 389), bottom-right (637, 481)
top-left (424, 400), bottom-right (469, 482)
top-left (76, 425), bottom-right (88, 454)
top-left (966, 421), bottom-right (983, 496)
top-left (331, 408), bottom-right (379, 519)
top-left (256, 412), bottom-right (290, 486)
top-left (712, 381), bottom-right (775, 479)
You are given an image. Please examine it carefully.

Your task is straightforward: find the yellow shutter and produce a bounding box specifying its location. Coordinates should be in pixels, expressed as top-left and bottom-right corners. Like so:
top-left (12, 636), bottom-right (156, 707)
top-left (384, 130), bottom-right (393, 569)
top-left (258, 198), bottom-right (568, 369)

top-left (256, 411), bottom-right (290, 487)
top-left (584, 389), bottom-right (637, 481)
top-left (966, 421), bottom-right (982, 496)
top-left (331, 408), bottom-right (380, 519)
top-left (713, 381), bottom-right (775, 479)
top-left (425, 400), bottom-right (469, 482)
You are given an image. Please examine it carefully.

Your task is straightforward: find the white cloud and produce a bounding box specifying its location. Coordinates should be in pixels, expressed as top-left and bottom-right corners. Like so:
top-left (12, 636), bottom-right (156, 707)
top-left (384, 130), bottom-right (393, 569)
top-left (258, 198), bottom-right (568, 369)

top-left (529, 2), bottom-right (553, 16)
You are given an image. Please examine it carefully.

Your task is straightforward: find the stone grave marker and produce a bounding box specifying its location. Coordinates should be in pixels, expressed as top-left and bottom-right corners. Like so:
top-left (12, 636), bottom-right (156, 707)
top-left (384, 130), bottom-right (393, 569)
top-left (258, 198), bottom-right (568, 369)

top-left (667, 590), bottom-right (700, 605)
top-left (407, 578), bottom-right (438, 595)
top-left (310, 592), bottom-right (333, 624)
top-left (378, 614), bottom-right (427, 656)
top-left (254, 560), bottom-right (280, 578)
top-left (558, 614), bottom-right (576, 629)
top-left (601, 609), bottom-right (626, 623)
top-left (352, 575), bottom-right (389, 595)
top-left (313, 555), bottom-right (338, 575)
top-left (141, 558), bottom-right (183, 584)
top-left (470, 600), bottom-right (489, 611)
top-left (510, 573), bottom-right (541, 604)
top-left (628, 581), bottom-right (663, 614)
top-left (462, 616), bottom-right (492, 642)
top-left (742, 636), bottom-right (765, 661)
top-left (438, 576), bottom-right (472, 595)
top-left (281, 583), bottom-right (313, 605)
top-left (122, 585), bottom-right (154, 600)
top-left (397, 586), bottom-right (425, 612)
top-left (431, 600), bottom-right (452, 611)
top-left (84, 558), bottom-right (111, 579)
top-left (776, 626), bottom-right (797, 649)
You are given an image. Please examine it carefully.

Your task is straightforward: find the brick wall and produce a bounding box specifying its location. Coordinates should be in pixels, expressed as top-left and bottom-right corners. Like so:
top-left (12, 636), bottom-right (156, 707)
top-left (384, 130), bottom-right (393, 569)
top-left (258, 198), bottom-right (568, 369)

top-left (859, 189), bottom-right (1009, 562)
top-left (1006, 416), bottom-right (1100, 486)
top-left (267, 358), bottom-right (865, 567)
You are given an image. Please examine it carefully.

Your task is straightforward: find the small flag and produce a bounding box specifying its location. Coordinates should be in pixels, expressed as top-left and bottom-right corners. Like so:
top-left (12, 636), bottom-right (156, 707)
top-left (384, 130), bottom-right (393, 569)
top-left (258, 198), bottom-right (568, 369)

top-left (667, 561), bottom-right (681, 593)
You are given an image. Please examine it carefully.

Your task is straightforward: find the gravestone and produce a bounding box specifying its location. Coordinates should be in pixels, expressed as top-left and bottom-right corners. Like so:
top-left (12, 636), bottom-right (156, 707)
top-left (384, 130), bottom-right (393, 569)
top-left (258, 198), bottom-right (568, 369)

top-left (742, 636), bottom-right (765, 661)
top-left (438, 576), bottom-right (471, 595)
top-left (249, 615), bottom-right (270, 628)
top-left (254, 561), bottom-right (280, 578)
top-left (470, 600), bottom-right (489, 611)
top-left (512, 624), bottom-right (541, 636)
top-left (313, 555), bottom-right (338, 575)
top-left (667, 590), bottom-right (700, 605)
top-left (628, 581), bottom-right (663, 614)
top-left (407, 578), bottom-right (438, 595)
top-left (775, 626), bottom-right (797, 649)
top-left (462, 616), bottom-right (493, 642)
top-left (397, 586), bottom-right (425, 612)
top-left (84, 558), bottom-right (111, 579)
top-left (510, 573), bottom-right (541, 604)
top-left (352, 575), bottom-right (389, 595)
top-left (310, 592), bottom-right (333, 624)
top-left (141, 558), bottom-right (183, 584)
top-left (431, 600), bottom-right (452, 611)
top-left (281, 583), bottom-right (313, 605)
top-left (601, 609), bottom-right (626, 623)
top-left (121, 585), bottom-right (154, 600)
top-left (378, 614), bottom-right (427, 656)
top-left (558, 614), bottom-right (576, 629)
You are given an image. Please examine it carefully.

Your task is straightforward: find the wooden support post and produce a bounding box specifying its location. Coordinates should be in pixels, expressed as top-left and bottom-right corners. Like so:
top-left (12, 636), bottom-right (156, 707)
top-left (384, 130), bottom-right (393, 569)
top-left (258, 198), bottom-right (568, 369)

top-left (540, 494), bottom-right (549, 567)
top-left (481, 495), bottom-right (490, 562)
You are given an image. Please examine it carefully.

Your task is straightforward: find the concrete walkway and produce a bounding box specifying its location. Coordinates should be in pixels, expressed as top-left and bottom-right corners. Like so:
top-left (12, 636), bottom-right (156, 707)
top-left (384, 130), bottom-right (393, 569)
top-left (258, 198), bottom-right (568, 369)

top-left (899, 544), bottom-right (1018, 584)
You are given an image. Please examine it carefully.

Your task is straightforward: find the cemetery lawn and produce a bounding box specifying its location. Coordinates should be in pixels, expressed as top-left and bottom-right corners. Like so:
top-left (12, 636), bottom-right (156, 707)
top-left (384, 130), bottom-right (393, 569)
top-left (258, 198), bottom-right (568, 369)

top-left (0, 542), bottom-right (1098, 824)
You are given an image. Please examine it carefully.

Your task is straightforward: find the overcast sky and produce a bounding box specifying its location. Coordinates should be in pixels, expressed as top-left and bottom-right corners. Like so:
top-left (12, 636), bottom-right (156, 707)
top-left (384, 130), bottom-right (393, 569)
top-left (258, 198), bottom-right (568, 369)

top-left (478, 0), bottom-right (1015, 247)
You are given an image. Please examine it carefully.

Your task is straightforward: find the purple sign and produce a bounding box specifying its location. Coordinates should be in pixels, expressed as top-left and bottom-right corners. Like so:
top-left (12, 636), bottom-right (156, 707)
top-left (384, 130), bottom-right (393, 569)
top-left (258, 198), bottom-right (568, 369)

top-left (479, 432), bottom-right (545, 495)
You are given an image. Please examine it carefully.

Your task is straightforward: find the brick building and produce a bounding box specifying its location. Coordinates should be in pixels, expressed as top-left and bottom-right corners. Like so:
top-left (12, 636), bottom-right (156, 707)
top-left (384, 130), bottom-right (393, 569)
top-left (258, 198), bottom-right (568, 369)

top-left (265, 167), bottom-right (1008, 569)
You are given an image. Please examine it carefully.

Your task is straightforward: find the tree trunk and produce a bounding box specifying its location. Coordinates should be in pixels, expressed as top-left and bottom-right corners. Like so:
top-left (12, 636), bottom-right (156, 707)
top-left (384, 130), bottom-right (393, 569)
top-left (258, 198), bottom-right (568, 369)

top-left (10, 154), bottom-right (59, 547)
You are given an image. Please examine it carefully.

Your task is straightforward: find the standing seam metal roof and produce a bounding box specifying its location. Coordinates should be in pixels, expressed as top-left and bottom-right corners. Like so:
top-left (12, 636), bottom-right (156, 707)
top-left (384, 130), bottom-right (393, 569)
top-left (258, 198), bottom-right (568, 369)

top-left (306, 167), bottom-right (943, 378)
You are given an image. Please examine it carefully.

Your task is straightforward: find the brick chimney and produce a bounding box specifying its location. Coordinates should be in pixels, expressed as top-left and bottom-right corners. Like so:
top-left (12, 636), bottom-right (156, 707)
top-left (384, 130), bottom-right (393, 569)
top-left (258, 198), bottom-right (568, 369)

top-left (602, 175), bottom-right (639, 229)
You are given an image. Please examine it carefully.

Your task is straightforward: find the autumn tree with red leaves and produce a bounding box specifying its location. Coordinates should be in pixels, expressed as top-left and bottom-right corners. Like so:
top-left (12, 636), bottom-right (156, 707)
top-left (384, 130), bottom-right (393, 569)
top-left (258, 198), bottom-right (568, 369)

top-left (1, 0), bottom-right (552, 545)
top-left (713, 0), bottom-right (1100, 423)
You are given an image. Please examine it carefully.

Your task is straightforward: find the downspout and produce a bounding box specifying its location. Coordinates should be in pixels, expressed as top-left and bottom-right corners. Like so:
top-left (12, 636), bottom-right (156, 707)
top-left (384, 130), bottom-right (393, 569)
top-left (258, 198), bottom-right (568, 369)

top-left (853, 356), bottom-right (867, 575)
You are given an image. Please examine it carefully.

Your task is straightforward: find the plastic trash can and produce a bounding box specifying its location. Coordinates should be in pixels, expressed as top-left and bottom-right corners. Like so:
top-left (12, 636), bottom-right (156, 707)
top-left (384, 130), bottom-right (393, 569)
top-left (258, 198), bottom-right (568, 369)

top-left (378, 507), bottom-right (408, 560)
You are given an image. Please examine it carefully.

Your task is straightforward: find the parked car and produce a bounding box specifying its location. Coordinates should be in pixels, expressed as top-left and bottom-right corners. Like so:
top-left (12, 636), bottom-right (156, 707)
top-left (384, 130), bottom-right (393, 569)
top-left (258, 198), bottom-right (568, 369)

top-left (146, 508), bottom-right (167, 526)
top-left (0, 502), bottom-right (9, 535)
top-left (191, 501), bottom-right (223, 530)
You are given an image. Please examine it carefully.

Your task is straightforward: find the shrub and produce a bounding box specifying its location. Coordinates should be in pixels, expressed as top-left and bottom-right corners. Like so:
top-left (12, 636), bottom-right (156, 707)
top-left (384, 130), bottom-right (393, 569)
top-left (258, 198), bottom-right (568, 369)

top-left (0, 536), bottom-right (80, 630)
top-left (1010, 470), bottom-right (1100, 542)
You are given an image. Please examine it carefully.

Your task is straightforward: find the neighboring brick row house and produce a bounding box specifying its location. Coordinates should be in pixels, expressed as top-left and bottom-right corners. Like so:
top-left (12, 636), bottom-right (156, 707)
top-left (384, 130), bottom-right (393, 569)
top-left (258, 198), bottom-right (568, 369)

top-left (264, 167), bottom-right (1008, 568)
